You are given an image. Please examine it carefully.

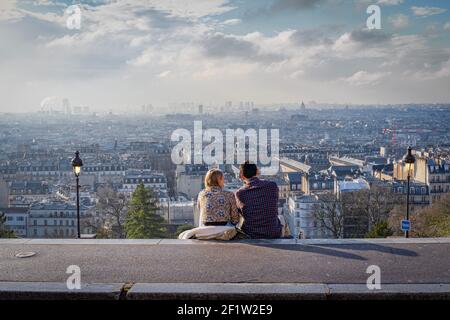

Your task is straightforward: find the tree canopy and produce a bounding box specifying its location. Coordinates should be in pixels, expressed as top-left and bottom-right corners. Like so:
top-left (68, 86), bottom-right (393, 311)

top-left (124, 183), bottom-right (166, 239)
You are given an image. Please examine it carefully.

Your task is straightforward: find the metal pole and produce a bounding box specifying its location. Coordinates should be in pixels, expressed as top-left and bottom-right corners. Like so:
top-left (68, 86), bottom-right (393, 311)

top-left (76, 175), bottom-right (80, 239)
top-left (406, 173), bottom-right (410, 238)
top-left (167, 197), bottom-right (170, 224)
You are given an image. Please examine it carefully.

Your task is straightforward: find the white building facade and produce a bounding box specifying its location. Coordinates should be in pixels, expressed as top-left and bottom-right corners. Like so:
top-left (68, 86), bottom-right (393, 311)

top-left (2, 208), bottom-right (29, 237)
top-left (28, 202), bottom-right (92, 238)
top-left (285, 194), bottom-right (333, 239)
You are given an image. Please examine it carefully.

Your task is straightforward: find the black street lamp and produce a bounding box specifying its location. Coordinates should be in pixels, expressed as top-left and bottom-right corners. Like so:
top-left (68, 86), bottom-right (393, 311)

top-left (71, 151), bottom-right (83, 239)
top-left (403, 146), bottom-right (415, 238)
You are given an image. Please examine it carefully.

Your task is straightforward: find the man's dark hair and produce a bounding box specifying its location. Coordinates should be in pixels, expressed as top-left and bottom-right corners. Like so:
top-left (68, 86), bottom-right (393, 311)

top-left (240, 161), bottom-right (257, 179)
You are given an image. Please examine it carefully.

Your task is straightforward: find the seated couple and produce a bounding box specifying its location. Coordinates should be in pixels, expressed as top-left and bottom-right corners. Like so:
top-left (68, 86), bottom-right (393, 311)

top-left (179, 162), bottom-right (289, 240)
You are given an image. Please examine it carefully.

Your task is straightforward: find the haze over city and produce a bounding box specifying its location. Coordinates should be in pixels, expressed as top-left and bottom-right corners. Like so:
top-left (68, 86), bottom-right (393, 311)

top-left (1, 0), bottom-right (450, 113)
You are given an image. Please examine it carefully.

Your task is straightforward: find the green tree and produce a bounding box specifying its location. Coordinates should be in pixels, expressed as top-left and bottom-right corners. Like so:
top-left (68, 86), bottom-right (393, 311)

top-left (365, 220), bottom-right (393, 238)
top-left (124, 183), bottom-right (166, 238)
top-left (0, 212), bottom-right (16, 238)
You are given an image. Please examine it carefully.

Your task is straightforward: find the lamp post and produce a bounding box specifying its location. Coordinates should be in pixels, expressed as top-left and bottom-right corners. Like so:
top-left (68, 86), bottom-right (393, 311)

top-left (71, 151), bottom-right (83, 239)
top-left (403, 146), bottom-right (415, 238)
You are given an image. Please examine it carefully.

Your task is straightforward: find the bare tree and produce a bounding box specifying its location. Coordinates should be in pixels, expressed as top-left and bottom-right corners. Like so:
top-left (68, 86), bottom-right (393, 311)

top-left (95, 187), bottom-right (128, 238)
top-left (349, 185), bottom-right (401, 233)
top-left (313, 193), bottom-right (344, 239)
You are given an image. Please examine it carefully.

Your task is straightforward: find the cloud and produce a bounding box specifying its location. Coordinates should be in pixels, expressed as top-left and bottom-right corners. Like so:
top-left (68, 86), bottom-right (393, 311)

top-left (270, 0), bottom-right (325, 11)
top-left (435, 59), bottom-right (450, 78)
top-left (377, 0), bottom-right (403, 5)
top-left (157, 70), bottom-right (171, 78)
top-left (201, 32), bottom-right (285, 64)
top-left (444, 22), bottom-right (450, 31)
top-left (343, 71), bottom-right (391, 86)
top-left (411, 6), bottom-right (447, 17)
top-left (389, 14), bottom-right (409, 29)
top-left (222, 18), bottom-right (241, 25)
top-left (348, 29), bottom-right (392, 43)
top-left (290, 28), bottom-right (333, 46)
top-left (248, 0), bottom-right (326, 16)
top-left (0, 0), bottom-right (24, 21)
top-left (1, 0), bottom-right (450, 109)
top-left (354, 0), bottom-right (403, 9)
top-left (332, 29), bottom-right (393, 58)
top-left (408, 59), bottom-right (450, 80)
top-left (202, 33), bottom-right (259, 59)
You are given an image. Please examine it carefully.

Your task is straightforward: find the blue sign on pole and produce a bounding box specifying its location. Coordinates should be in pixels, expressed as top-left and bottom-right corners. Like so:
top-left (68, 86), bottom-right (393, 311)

top-left (401, 220), bottom-right (411, 232)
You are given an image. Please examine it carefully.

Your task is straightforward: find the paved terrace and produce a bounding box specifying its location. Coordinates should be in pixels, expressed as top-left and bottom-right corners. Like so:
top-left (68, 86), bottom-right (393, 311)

top-left (1, 238), bottom-right (450, 300)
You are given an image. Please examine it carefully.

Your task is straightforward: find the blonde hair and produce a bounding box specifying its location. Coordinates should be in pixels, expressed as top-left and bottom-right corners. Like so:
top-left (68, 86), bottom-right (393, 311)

top-left (204, 169), bottom-right (223, 188)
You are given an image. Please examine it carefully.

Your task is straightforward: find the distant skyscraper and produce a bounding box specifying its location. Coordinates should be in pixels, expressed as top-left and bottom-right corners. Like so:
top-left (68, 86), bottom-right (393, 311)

top-left (198, 104), bottom-right (204, 114)
top-left (300, 101), bottom-right (306, 111)
top-left (141, 104), bottom-right (153, 114)
top-left (62, 98), bottom-right (71, 115)
top-left (73, 106), bottom-right (82, 114)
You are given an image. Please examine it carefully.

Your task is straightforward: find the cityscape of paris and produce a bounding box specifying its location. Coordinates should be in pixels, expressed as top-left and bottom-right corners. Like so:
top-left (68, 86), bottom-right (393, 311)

top-left (1, 103), bottom-right (449, 239)
top-left (1, 0), bottom-right (450, 309)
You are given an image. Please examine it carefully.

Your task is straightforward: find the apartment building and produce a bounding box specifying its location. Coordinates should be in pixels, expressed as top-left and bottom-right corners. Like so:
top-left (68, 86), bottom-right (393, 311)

top-left (1, 207), bottom-right (29, 237)
top-left (285, 194), bottom-right (333, 239)
top-left (28, 202), bottom-right (91, 238)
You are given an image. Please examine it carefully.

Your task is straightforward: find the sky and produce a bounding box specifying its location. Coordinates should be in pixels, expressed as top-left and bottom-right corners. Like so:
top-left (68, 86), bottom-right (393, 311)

top-left (0, 0), bottom-right (450, 112)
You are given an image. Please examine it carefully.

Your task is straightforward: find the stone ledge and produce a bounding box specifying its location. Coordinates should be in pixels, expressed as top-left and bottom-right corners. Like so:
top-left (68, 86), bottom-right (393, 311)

top-left (1, 237), bottom-right (450, 246)
top-left (0, 282), bottom-right (124, 300)
top-left (127, 283), bottom-right (450, 300)
top-left (327, 284), bottom-right (450, 300)
top-left (1, 240), bottom-right (449, 286)
top-left (127, 283), bottom-right (328, 300)
top-left (3, 282), bottom-right (448, 300)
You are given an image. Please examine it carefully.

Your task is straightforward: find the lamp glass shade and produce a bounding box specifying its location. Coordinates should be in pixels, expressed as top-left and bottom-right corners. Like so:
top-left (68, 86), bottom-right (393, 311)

top-left (405, 162), bottom-right (413, 176)
top-left (71, 151), bottom-right (83, 176)
top-left (73, 166), bottom-right (81, 175)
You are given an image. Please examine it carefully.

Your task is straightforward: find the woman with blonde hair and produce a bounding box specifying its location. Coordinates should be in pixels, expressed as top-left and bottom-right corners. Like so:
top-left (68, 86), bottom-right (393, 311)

top-left (197, 169), bottom-right (240, 226)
